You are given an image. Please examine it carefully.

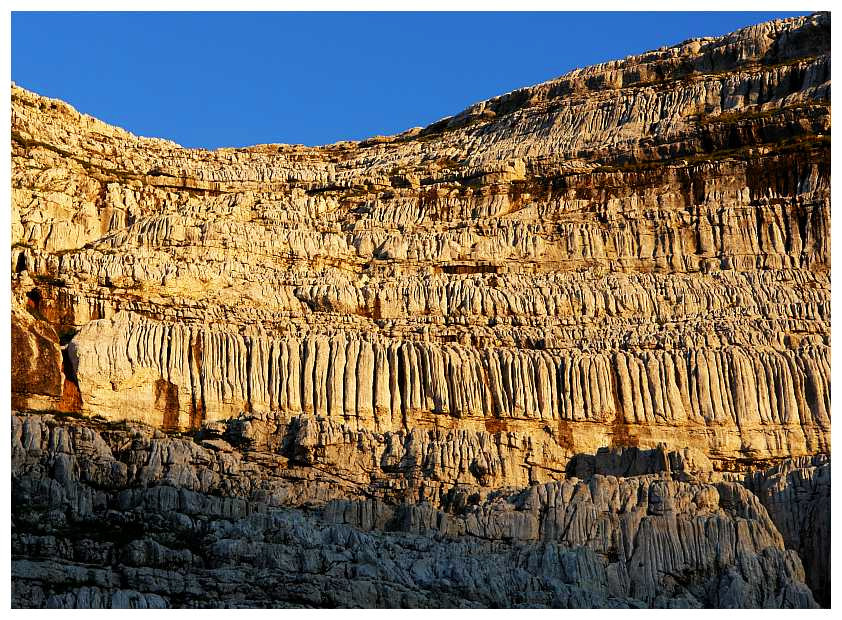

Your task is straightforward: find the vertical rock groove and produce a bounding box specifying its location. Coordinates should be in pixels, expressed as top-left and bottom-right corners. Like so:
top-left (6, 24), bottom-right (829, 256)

top-left (10, 12), bottom-right (830, 609)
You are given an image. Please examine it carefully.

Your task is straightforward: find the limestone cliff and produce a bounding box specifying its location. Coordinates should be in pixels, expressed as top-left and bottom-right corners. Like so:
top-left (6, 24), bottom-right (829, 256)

top-left (10, 12), bottom-right (830, 608)
top-left (11, 413), bottom-right (819, 608)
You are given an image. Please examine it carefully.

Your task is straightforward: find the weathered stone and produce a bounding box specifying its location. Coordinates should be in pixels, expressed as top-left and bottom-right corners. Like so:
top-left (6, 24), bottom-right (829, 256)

top-left (10, 412), bottom-right (820, 608)
top-left (739, 455), bottom-right (830, 607)
top-left (11, 307), bottom-right (64, 409)
top-left (9, 11), bottom-right (831, 609)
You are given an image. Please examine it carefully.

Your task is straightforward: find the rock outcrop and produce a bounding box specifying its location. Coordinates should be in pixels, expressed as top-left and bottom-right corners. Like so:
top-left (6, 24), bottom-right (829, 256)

top-left (10, 12), bottom-right (830, 608)
top-left (11, 413), bottom-right (819, 608)
top-left (740, 454), bottom-right (831, 606)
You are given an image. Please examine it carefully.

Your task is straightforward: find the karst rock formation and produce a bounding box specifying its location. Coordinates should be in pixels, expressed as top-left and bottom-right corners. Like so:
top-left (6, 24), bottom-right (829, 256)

top-left (10, 12), bottom-right (830, 608)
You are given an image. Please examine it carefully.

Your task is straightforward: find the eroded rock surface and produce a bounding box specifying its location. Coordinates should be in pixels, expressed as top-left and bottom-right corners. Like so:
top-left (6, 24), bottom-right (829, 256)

top-left (740, 455), bottom-right (830, 606)
top-left (10, 12), bottom-right (830, 608)
top-left (11, 413), bottom-right (820, 608)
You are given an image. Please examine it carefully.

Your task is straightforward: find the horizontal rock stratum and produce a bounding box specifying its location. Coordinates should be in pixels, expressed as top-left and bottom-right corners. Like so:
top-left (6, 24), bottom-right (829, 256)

top-left (11, 12), bottom-right (830, 608)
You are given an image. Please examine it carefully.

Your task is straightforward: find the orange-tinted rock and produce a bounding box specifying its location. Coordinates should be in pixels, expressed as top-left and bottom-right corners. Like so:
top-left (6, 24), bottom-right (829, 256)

top-left (11, 307), bottom-right (64, 410)
top-left (8, 13), bottom-right (832, 608)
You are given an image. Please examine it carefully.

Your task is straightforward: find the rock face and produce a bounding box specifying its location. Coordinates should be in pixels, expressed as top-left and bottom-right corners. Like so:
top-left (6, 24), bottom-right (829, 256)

top-left (10, 12), bottom-right (830, 608)
top-left (10, 413), bottom-right (819, 608)
top-left (740, 455), bottom-right (831, 606)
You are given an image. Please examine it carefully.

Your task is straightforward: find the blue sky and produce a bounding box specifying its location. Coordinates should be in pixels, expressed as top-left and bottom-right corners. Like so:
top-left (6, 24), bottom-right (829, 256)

top-left (12, 12), bottom-right (808, 149)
